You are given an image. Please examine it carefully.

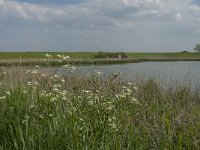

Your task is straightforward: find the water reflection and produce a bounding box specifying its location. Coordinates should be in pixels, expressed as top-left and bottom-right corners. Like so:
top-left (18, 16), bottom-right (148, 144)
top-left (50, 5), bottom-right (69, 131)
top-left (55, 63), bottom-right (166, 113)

top-left (43, 61), bottom-right (200, 86)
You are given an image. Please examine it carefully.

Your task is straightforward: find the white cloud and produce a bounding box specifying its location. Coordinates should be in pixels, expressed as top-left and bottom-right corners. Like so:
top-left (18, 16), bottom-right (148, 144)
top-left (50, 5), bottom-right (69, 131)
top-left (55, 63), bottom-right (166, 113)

top-left (0, 0), bottom-right (200, 51)
top-left (0, 0), bottom-right (198, 27)
top-left (188, 4), bottom-right (200, 17)
top-left (175, 12), bottom-right (182, 21)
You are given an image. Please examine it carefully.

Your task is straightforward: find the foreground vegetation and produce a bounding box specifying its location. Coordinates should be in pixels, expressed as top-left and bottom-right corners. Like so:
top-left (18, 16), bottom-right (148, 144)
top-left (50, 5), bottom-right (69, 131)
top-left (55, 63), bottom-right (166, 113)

top-left (0, 55), bottom-right (200, 149)
top-left (0, 52), bottom-right (200, 66)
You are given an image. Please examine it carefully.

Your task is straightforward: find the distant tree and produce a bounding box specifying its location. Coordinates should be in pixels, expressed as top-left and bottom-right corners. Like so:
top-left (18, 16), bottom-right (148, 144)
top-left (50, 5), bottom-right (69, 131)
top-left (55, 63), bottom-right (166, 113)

top-left (94, 51), bottom-right (128, 58)
top-left (194, 44), bottom-right (200, 52)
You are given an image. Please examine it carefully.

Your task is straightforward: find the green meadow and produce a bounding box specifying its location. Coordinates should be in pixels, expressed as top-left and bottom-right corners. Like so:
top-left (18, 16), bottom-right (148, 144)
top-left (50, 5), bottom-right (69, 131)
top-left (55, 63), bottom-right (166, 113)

top-left (0, 55), bottom-right (200, 149)
top-left (0, 52), bottom-right (200, 66)
top-left (0, 52), bottom-right (95, 59)
top-left (0, 51), bottom-right (200, 59)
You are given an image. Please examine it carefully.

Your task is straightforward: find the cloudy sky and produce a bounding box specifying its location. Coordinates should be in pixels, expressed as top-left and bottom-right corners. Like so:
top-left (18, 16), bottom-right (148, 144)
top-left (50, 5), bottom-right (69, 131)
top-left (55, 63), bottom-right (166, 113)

top-left (0, 0), bottom-right (200, 52)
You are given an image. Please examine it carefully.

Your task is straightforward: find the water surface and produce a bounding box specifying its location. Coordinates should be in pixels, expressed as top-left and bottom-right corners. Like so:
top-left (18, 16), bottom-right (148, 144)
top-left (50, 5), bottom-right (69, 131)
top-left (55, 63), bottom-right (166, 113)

top-left (49, 61), bottom-right (200, 86)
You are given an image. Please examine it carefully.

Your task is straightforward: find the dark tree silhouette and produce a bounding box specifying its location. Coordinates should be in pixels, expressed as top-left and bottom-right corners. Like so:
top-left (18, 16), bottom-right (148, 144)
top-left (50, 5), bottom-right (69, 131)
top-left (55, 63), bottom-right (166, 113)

top-left (194, 44), bottom-right (200, 52)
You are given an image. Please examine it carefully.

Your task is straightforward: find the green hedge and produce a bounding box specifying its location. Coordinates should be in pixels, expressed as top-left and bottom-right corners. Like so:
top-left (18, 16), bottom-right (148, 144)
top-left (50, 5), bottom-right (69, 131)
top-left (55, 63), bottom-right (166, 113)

top-left (94, 51), bottom-right (128, 58)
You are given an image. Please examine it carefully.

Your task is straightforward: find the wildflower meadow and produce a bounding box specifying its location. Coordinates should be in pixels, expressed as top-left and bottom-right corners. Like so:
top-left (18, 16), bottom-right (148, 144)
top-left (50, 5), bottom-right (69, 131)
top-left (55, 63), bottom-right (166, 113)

top-left (0, 54), bottom-right (200, 149)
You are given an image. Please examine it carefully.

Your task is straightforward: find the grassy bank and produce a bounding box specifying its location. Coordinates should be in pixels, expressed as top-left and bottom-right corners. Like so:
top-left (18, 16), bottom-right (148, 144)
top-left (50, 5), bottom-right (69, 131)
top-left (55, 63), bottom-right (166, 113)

top-left (0, 65), bottom-right (200, 149)
top-left (0, 52), bottom-right (200, 66)
top-left (0, 52), bottom-right (95, 59)
top-left (2, 57), bottom-right (200, 67)
top-left (1, 52), bottom-right (200, 59)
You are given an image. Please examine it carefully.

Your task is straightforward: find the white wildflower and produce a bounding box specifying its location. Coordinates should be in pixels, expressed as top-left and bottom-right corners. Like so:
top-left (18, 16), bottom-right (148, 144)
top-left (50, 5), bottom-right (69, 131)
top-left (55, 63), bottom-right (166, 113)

top-left (53, 75), bottom-right (58, 78)
top-left (115, 94), bottom-right (119, 99)
top-left (53, 84), bottom-right (62, 88)
top-left (0, 96), bottom-right (6, 100)
top-left (94, 95), bottom-right (99, 101)
top-left (27, 82), bottom-right (32, 86)
top-left (71, 66), bottom-right (76, 70)
top-left (122, 86), bottom-right (127, 89)
top-left (45, 54), bottom-right (52, 59)
top-left (31, 70), bottom-right (38, 74)
top-left (131, 97), bottom-right (140, 105)
top-left (50, 97), bottom-right (57, 102)
top-left (5, 91), bottom-right (11, 95)
top-left (62, 97), bottom-right (67, 100)
top-left (120, 94), bottom-right (126, 99)
top-left (53, 88), bottom-right (59, 92)
top-left (34, 65), bottom-right (39, 69)
top-left (83, 90), bottom-right (91, 94)
top-left (133, 87), bottom-right (138, 91)
top-left (51, 74), bottom-right (59, 80)
top-left (125, 88), bottom-right (132, 94)
top-left (63, 56), bottom-right (70, 61)
top-left (128, 82), bottom-right (132, 86)
top-left (61, 79), bottom-right (65, 83)
top-left (30, 104), bottom-right (35, 109)
top-left (107, 106), bottom-right (114, 111)
top-left (94, 70), bottom-right (102, 77)
top-left (41, 73), bottom-right (46, 77)
top-left (26, 70), bottom-right (31, 74)
top-left (77, 96), bottom-right (82, 99)
top-left (88, 101), bottom-right (94, 105)
top-left (49, 114), bottom-right (53, 117)
top-left (62, 64), bottom-right (69, 69)
top-left (109, 122), bottom-right (117, 129)
top-left (22, 91), bottom-right (27, 94)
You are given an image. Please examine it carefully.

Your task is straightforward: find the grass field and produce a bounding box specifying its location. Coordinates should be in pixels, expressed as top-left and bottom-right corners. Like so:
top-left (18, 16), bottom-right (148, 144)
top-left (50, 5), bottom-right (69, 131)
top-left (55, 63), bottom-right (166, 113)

top-left (128, 52), bottom-right (200, 57)
top-left (0, 63), bottom-right (200, 149)
top-left (0, 52), bottom-right (95, 59)
top-left (0, 52), bottom-right (200, 59)
top-left (0, 52), bottom-right (200, 66)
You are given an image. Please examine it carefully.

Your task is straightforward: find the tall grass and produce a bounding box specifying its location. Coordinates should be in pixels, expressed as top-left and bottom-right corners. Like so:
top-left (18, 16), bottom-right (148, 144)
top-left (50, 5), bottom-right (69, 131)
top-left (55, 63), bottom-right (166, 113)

top-left (1, 52), bottom-right (200, 66)
top-left (0, 61), bottom-right (200, 149)
top-left (1, 57), bottom-right (200, 67)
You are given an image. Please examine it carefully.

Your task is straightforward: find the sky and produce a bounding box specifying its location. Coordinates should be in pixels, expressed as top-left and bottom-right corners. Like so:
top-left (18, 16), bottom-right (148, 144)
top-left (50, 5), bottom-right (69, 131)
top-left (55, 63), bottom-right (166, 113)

top-left (0, 0), bottom-right (200, 52)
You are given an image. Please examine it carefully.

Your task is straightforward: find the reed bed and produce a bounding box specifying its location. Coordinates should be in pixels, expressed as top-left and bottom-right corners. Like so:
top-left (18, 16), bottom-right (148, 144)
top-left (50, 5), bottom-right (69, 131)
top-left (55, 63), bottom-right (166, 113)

top-left (1, 57), bottom-right (200, 67)
top-left (0, 55), bottom-right (200, 149)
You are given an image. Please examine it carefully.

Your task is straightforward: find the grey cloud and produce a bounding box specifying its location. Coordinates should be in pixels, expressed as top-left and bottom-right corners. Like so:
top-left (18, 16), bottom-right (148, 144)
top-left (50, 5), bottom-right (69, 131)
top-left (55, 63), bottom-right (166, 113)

top-left (188, 4), bottom-right (200, 17)
top-left (0, 0), bottom-right (200, 52)
top-left (0, 0), bottom-right (198, 28)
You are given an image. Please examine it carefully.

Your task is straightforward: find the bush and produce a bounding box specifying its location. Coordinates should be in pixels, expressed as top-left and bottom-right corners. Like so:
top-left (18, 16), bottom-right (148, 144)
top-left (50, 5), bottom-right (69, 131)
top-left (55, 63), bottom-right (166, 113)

top-left (94, 51), bottom-right (128, 59)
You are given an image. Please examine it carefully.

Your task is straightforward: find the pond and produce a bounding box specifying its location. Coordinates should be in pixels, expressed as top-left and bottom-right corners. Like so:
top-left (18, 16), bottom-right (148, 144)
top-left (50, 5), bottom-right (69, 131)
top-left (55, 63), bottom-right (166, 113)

top-left (47, 61), bottom-right (200, 86)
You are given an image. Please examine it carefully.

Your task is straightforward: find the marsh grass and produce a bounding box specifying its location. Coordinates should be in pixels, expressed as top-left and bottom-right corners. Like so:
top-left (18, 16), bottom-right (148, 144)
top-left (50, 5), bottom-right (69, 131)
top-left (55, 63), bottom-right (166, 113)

top-left (1, 57), bottom-right (200, 67)
top-left (1, 52), bottom-right (200, 67)
top-left (1, 52), bottom-right (200, 59)
top-left (0, 65), bottom-right (200, 149)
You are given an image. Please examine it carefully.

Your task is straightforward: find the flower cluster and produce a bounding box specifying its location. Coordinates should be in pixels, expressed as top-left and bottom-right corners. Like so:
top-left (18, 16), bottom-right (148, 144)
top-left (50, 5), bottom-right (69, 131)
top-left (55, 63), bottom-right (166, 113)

top-left (62, 64), bottom-right (76, 73)
top-left (57, 54), bottom-right (70, 62)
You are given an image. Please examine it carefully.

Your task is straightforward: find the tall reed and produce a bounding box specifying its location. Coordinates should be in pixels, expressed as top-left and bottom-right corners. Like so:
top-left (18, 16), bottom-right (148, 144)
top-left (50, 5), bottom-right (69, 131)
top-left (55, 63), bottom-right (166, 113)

top-left (0, 56), bottom-right (200, 149)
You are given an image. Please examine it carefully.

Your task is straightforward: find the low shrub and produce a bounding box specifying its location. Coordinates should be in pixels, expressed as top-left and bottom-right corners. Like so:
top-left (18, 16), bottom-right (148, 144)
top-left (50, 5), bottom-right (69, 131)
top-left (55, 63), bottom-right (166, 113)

top-left (94, 51), bottom-right (128, 58)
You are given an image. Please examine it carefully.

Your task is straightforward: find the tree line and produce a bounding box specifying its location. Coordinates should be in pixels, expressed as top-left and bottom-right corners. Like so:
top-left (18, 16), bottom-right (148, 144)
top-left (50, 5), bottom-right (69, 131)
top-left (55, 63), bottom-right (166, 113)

top-left (194, 44), bottom-right (200, 52)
